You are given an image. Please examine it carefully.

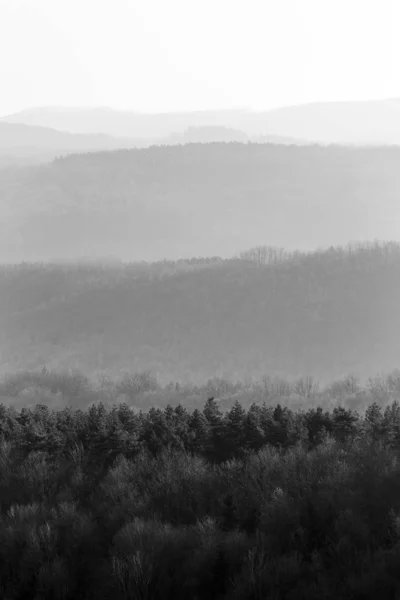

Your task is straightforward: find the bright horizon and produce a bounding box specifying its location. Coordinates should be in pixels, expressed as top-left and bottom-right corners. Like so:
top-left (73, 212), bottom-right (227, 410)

top-left (5, 97), bottom-right (400, 117)
top-left (0, 0), bottom-right (398, 117)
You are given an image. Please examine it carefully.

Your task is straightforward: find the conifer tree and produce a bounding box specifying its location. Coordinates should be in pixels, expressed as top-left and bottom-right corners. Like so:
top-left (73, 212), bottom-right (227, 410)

top-left (188, 408), bottom-right (210, 455)
top-left (365, 402), bottom-right (384, 442)
top-left (203, 397), bottom-right (225, 461)
top-left (243, 404), bottom-right (266, 452)
top-left (225, 400), bottom-right (246, 457)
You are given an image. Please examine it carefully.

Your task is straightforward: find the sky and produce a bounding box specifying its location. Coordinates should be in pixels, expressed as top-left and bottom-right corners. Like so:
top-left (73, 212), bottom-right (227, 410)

top-left (0, 0), bottom-right (398, 116)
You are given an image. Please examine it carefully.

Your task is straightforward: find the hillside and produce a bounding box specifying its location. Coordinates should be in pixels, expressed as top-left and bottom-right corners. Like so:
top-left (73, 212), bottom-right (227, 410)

top-left (4, 99), bottom-right (400, 144)
top-left (1, 243), bottom-right (399, 384)
top-left (248, 98), bottom-right (400, 144)
top-left (0, 107), bottom-right (257, 137)
top-left (165, 126), bottom-right (249, 144)
top-left (0, 121), bottom-right (153, 165)
top-left (0, 122), bottom-right (306, 167)
top-left (165, 127), bottom-right (308, 146)
top-left (0, 143), bottom-right (400, 263)
top-left (0, 121), bottom-right (142, 150)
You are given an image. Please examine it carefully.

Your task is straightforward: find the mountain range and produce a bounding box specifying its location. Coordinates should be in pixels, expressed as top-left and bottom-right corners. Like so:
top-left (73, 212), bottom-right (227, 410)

top-left (0, 142), bottom-right (399, 264)
top-left (0, 121), bottom-right (307, 166)
top-left (3, 98), bottom-right (400, 144)
top-left (1, 100), bottom-right (400, 386)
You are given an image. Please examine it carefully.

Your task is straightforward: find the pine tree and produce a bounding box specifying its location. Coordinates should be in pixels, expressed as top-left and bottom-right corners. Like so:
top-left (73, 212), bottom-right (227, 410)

top-left (365, 402), bottom-right (384, 442)
top-left (202, 397), bottom-right (225, 462)
top-left (382, 401), bottom-right (400, 448)
top-left (332, 406), bottom-right (359, 443)
top-left (224, 400), bottom-right (246, 457)
top-left (188, 409), bottom-right (210, 455)
top-left (304, 406), bottom-right (334, 447)
top-left (203, 397), bottom-right (223, 427)
top-left (243, 404), bottom-right (266, 452)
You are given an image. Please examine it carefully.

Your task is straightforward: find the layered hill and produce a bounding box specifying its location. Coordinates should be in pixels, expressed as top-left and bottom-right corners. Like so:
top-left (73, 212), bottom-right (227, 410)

top-left (4, 99), bottom-right (400, 144)
top-left (0, 121), bottom-right (142, 150)
top-left (0, 243), bottom-right (399, 384)
top-left (0, 122), bottom-right (305, 167)
top-left (0, 121), bottom-right (152, 165)
top-left (0, 143), bottom-right (399, 263)
top-left (0, 107), bottom-right (257, 137)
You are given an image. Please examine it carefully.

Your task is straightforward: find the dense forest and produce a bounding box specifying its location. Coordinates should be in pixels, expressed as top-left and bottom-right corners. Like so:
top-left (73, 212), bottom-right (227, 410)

top-left (1, 241), bottom-right (399, 383)
top-left (2, 377), bottom-right (400, 598)
top-left (1, 143), bottom-right (400, 262)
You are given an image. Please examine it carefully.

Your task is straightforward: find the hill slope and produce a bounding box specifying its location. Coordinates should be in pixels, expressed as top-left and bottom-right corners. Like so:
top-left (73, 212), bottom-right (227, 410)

top-left (0, 143), bottom-right (400, 263)
top-left (0, 122), bottom-right (305, 167)
top-left (1, 107), bottom-right (256, 137)
top-left (247, 98), bottom-right (400, 144)
top-left (0, 121), bottom-right (141, 150)
top-left (0, 121), bottom-right (152, 165)
top-left (0, 243), bottom-right (399, 384)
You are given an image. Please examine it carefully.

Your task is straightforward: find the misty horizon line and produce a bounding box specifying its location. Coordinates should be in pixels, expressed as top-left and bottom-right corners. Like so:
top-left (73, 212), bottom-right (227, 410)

top-left (3, 95), bottom-right (400, 119)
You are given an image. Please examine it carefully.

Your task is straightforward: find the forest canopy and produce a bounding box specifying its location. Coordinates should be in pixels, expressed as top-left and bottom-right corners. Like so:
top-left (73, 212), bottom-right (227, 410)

top-left (1, 241), bottom-right (399, 384)
top-left (1, 142), bottom-right (400, 262)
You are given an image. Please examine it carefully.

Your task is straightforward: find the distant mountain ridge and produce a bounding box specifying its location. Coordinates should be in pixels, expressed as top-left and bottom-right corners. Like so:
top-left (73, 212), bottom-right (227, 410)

top-left (1, 107), bottom-right (257, 138)
top-left (165, 126), bottom-right (308, 146)
top-left (0, 143), bottom-right (399, 264)
top-left (3, 98), bottom-right (400, 144)
top-left (0, 121), bottom-right (148, 150)
top-left (0, 122), bottom-right (308, 166)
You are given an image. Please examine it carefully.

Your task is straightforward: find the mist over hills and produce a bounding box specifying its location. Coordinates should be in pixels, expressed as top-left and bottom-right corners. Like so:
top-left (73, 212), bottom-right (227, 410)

top-left (3, 98), bottom-right (400, 144)
top-left (242, 98), bottom-right (400, 144)
top-left (0, 121), bottom-right (152, 165)
top-left (1, 140), bottom-right (398, 387)
top-left (0, 242), bottom-right (399, 384)
top-left (0, 121), bottom-right (138, 150)
top-left (1, 107), bottom-right (256, 138)
top-left (164, 127), bottom-right (308, 146)
top-left (0, 122), bottom-right (306, 167)
top-left (0, 142), bottom-right (399, 263)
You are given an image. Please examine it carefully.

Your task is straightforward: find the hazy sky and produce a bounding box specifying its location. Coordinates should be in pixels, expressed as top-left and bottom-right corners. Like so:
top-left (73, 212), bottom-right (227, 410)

top-left (0, 0), bottom-right (398, 116)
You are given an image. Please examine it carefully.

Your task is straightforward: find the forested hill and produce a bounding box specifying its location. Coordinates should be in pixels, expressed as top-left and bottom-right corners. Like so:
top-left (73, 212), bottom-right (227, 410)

top-left (1, 143), bottom-right (400, 262)
top-left (1, 242), bottom-right (399, 383)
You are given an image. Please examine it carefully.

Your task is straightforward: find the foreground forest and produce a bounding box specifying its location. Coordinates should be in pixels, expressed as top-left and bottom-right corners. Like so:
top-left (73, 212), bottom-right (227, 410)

top-left (2, 386), bottom-right (400, 598)
top-left (1, 242), bottom-right (399, 383)
top-left (1, 143), bottom-right (400, 262)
